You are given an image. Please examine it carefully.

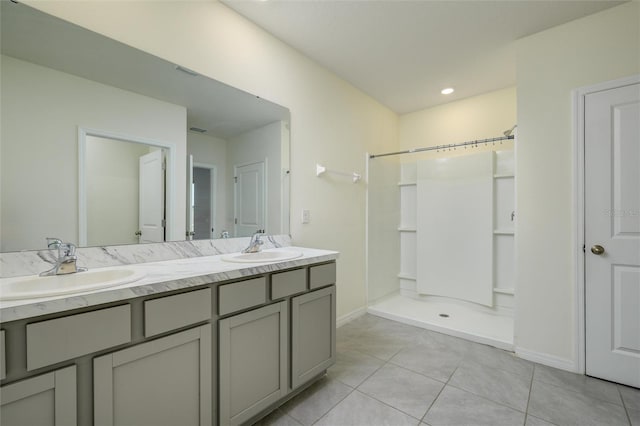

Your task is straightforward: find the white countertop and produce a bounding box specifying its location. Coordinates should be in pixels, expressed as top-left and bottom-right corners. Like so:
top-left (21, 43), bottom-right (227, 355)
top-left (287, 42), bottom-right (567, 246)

top-left (0, 247), bottom-right (339, 322)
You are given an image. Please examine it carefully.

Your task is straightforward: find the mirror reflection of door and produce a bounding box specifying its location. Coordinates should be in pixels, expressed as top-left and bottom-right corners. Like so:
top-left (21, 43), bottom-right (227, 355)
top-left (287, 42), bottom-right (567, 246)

top-left (234, 161), bottom-right (265, 237)
top-left (84, 135), bottom-right (167, 246)
top-left (192, 164), bottom-right (216, 240)
top-left (138, 149), bottom-right (166, 243)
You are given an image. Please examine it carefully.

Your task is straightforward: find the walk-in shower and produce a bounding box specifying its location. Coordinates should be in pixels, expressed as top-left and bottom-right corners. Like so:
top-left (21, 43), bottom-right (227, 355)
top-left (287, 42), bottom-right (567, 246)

top-left (366, 131), bottom-right (516, 350)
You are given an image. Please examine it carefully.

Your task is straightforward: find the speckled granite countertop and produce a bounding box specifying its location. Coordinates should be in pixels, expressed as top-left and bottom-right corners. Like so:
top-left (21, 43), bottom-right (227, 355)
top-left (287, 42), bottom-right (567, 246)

top-left (0, 246), bottom-right (339, 322)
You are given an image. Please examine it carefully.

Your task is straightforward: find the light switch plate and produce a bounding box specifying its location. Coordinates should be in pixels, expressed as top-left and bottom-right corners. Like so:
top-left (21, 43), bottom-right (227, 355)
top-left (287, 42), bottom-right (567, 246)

top-left (302, 209), bottom-right (311, 224)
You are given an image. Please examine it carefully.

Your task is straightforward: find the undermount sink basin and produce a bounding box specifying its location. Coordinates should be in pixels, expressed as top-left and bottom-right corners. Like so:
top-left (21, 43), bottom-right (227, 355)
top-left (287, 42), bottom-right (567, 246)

top-left (0, 268), bottom-right (145, 301)
top-left (222, 249), bottom-right (303, 263)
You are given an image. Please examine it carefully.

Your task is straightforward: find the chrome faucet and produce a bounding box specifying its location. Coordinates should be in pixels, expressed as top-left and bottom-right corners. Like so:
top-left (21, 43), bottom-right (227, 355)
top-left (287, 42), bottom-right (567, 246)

top-left (242, 230), bottom-right (265, 253)
top-left (40, 238), bottom-right (87, 277)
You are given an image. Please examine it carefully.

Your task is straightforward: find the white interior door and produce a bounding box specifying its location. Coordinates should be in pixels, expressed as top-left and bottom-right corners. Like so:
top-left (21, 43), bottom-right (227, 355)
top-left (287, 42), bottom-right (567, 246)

top-left (585, 81), bottom-right (640, 387)
top-left (234, 161), bottom-right (265, 237)
top-left (139, 150), bottom-right (165, 243)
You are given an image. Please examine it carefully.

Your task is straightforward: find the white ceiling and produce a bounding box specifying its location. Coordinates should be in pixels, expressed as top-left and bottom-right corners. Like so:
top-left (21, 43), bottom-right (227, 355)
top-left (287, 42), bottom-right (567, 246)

top-left (223, 0), bottom-right (625, 114)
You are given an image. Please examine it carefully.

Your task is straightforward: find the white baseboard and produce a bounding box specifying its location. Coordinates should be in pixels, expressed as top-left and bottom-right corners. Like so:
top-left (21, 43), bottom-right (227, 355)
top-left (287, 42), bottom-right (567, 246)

top-left (515, 346), bottom-right (578, 373)
top-left (337, 306), bottom-right (367, 328)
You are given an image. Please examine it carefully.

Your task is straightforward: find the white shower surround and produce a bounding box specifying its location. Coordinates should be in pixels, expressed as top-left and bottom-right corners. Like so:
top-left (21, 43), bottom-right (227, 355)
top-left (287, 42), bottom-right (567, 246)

top-left (368, 149), bottom-right (516, 349)
top-left (416, 151), bottom-right (494, 306)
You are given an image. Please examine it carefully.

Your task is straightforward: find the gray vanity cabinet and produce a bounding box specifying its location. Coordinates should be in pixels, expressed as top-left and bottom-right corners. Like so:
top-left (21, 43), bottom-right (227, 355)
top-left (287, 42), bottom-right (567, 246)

top-left (218, 301), bottom-right (288, 426)
top-left (93, 323), bottom-right (212, 426)
top-left (0, 365), bottom-right (77, 426)
top-left (291, 285), bottom-right (336, 389)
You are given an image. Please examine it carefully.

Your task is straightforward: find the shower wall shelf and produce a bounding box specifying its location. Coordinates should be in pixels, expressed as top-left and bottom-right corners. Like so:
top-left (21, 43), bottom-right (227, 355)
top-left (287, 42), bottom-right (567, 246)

top-left (397, 227), bottom-right (416, 232)
top-left (397, 273), bottom-right (416, 281)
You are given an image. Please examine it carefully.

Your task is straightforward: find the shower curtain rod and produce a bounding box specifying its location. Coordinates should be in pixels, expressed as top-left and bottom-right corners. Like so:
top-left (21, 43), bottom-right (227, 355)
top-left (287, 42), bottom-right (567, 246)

top-left (369, 134), bottom-right (515, 159)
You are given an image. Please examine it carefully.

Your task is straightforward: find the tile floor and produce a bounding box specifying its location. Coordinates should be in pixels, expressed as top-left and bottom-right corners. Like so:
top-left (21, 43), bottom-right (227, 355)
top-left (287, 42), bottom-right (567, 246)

top-left (255, 314), bottom-right (639, 426)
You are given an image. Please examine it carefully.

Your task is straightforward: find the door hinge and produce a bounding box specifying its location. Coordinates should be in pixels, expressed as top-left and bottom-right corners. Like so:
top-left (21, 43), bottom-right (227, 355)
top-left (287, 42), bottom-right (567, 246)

top-left (234, 176), bottom-right (238, 183)
top-left (234, 218), bottom-right (237, 224)
top-left (161, 219), bottom-right (166, 227)
top-left (582, 244), bottom-right (586, 253)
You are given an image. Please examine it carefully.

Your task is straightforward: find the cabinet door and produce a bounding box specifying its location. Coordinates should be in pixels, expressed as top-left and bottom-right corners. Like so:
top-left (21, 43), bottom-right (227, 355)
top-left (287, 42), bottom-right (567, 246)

top-left (291, 285), bottom-right (336, 389)
top-left (0, 365), bottom-right (76, 426)
top-left (94, 324), bottom-right (211, 426)
top-left (219, 301), bottom-right (288, 426)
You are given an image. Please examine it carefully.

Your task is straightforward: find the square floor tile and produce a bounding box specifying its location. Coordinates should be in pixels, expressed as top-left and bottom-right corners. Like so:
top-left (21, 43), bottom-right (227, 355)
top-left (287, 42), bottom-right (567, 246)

top-left (358, 363), bottom-right (444, 420)
top-left (449, 360), bottom-right (531, 411)
top-left (464, 343), bottom-right (534, 379)
top-left (327, 349), bottom-right (384, 387)
top-left (533, 364), bottom-right (622, 406)
top-left (528, 380), bottom-right (629, 426)
top-left (282, 377), bottom-right (352, 425)
top-left (629, 408), bottom-right (640, 426)
top-left (390, 343), bottom-right (463, 382)
top-left (525, 415), bottom-right (555, 426)
top-left (619, 384), bottom-right (640, 411)
top-left (314, 390), bottom-right (419, 426)
top-left (340, 331), bottom-right (408, 361)
top-left (423, 385), bottom-right (525, 426)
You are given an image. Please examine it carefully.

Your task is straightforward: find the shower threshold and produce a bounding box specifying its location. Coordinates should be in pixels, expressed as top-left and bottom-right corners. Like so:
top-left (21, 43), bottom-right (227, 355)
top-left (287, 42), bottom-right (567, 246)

top-left (367, 294), bottom-right (514, 351)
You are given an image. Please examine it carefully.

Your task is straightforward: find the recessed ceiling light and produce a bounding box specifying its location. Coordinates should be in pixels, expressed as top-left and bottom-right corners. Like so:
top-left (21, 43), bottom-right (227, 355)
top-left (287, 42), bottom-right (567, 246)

top-left (441, 88), bottom-right (454, 95)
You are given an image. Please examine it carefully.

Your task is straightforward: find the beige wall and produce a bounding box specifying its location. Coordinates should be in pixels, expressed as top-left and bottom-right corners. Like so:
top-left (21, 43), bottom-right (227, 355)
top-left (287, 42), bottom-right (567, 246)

top-left (0, 55), bottom-right (187, 252)
top-left (26, 1), bottom-right (399, 319)
top-left (515, 2), bottom-right (639, 367)
top-left (399, 87), bottom-right (517, 157)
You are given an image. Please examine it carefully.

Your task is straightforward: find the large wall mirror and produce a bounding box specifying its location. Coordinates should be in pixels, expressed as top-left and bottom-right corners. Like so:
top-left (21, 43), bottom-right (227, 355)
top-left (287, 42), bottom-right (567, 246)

top-left (0, 2), bottom-right (291, 252)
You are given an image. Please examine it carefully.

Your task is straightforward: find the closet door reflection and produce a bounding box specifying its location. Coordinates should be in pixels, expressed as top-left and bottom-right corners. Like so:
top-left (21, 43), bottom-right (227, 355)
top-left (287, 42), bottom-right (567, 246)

top-left (80, 131), bottom-right (172, 247)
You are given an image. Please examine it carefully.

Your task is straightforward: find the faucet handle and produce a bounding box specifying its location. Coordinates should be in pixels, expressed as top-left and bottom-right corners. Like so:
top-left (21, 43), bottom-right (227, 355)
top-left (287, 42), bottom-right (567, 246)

top-left (46, 237), bottom-right (63, 249)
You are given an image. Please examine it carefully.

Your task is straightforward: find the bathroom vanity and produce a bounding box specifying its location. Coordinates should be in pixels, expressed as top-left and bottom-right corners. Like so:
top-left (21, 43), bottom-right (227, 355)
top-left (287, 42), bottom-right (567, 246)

top-left (0, 246), bottom-right (338, 426)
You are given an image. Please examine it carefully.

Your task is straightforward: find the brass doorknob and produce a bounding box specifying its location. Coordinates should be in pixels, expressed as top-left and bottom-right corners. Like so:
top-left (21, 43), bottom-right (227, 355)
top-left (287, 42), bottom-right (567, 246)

top-left (591, 245), bottom-right (605, 255)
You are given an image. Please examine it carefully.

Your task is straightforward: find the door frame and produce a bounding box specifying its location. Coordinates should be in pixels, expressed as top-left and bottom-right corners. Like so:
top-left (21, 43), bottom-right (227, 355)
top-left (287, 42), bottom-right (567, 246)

top-left (78, 127), bottom-right (177, 245)
top-left (573, 74), bottom-right (640, 375)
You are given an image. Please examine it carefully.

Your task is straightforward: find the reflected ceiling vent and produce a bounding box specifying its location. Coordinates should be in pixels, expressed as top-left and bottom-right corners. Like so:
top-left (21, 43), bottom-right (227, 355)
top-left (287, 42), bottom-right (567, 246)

top-left (175, 65), bottom-right (199, 77)
top-left (189, 127), bottom-right (207, 133)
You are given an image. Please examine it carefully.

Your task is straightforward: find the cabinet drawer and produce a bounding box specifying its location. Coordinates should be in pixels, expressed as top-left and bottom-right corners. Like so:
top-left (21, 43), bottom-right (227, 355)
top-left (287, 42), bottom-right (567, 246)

top-left (26, 305), bottom-right (131, 371)
top-left (145, 288), bottom-right (211, 337)
top-left (271, 269), bottom-right (307, 300)
top-left (0, 330), bottom-right (5, 380)
top-left (219, 277), bottom-right (267, 316)
top-left (309, 263), bottom-right (336, 289)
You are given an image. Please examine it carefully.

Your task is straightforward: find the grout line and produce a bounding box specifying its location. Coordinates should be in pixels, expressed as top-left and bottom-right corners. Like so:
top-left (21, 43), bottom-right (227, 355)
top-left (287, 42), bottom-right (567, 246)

top-left (419, 358), bottom-right (463, 423)
top-left (446, 383), bottom-right (528, 416)
top-left (308, 384), bottom-right (355, 426)
top-left (353, 388), bottom-right (426, 423)
top-left (617, 385), bottom-right (633, 426)
top-left (524, 364), bottom-right (535, 418)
